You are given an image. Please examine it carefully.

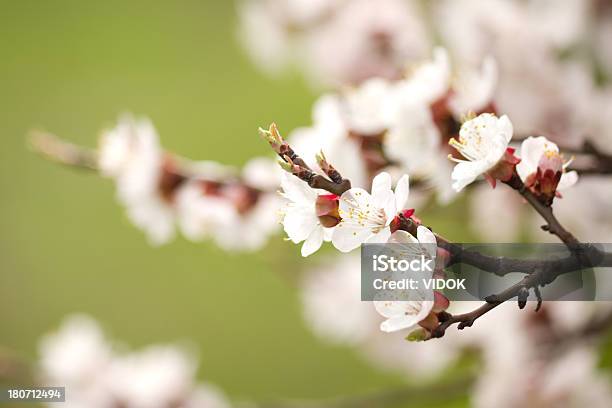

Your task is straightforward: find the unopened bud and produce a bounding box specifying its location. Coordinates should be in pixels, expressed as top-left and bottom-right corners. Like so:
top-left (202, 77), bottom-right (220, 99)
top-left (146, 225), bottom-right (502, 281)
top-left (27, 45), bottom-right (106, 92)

top-left (277, 159), bottom-right (293, 173)
top-left (315, 194), bottom-right (340, 227)
top-left (315, 150), bottom-right (327, 168)
top-left (259, 123), bottom-right (284, 152)
top-left (405, 327), bottom-right (431, 342)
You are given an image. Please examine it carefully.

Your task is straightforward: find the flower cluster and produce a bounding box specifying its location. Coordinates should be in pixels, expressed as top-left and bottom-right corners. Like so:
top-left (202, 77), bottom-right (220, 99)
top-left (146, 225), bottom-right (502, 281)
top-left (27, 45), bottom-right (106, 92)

top-left (238, 0), bottom-right (430, 86)
top-left (239, 0), bottom-right (612, 154)
top-left (277, 108), bottom-right (580, 259)
top-left (97, 115), bottom-right (282, 250)
top-left (279, 168), bottom-right (418, 256)
top-left (39, 315), bottom-right (230, 408)
top-left (275, 48), bottom-right (497, 207)
top-left (448, 114), bottom-right (579, 201)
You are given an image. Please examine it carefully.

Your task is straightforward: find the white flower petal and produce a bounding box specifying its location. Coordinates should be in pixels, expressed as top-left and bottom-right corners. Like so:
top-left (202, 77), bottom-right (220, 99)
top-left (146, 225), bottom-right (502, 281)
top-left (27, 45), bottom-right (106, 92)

top-left (394, 174), bottom-right (410, 211)
top-left (339, 188), bottom-right (373, 215)
top-left (416, 225), bottom-right (436, 245)
top-left (331, 223), bottom-right (374, 252)
top-left (301, 227), bottom-right (325, 257)
top-left (387, 230), bottom-right (418, 244)
top-left (283, 209), bottom-right (318, 243)
top-left (380, 315), bottom-right (419, 333)
top-left (517, 136), bottom-right (551, 182)
top-left (280, 173), bottom-right (317, 205)
top-left (498, 115), bottom-right (514, 144)
top-left (374, 300), bottom-right (434, 333)
top-left (371, 172), bottom-right (393, 198)
top-left (451, 160), bottom-right (488, 192)
top-left (558, 170), bottom-right (578, 191)
top-left (416, 226), bottom-right (437, 260)
top-left (366, 228), bottom-right (391, 244)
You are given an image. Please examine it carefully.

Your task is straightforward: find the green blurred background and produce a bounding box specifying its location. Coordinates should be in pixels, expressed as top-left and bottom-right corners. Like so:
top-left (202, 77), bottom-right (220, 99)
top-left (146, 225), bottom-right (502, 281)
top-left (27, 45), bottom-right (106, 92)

top-left (0, 1), bottom-right (473, 406)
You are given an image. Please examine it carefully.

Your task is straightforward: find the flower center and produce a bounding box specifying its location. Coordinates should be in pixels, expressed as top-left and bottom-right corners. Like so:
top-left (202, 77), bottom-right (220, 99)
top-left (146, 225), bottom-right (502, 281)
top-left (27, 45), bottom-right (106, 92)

top-left (339, 197), bottom-right (387, 232)
top-left (448, 131), bottom-right (489, 162)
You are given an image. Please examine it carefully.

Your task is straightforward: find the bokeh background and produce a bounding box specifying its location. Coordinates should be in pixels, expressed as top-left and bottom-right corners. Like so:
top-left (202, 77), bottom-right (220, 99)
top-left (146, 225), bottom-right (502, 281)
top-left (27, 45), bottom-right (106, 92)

top-left (0, 1), bottom-right (471, 406)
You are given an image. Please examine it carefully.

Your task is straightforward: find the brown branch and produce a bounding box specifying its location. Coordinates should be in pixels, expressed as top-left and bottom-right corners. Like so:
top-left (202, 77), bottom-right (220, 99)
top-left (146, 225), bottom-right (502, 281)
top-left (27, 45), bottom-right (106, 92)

top-left (396, 214), bottom-right (608, 277)
top-left (29, 131), bottom-right (277, 196)
top-left (430, 165), bottom-right (604, 338)
top-left (504, 173), bottom-right (579, 246)
top-left (561, 140), bottom-right (612, 175)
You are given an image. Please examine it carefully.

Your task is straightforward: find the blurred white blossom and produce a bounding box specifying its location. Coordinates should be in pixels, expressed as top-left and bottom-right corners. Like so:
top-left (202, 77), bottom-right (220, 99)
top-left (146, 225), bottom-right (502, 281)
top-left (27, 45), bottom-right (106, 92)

top-left (300, 254), bottom-right (462, 380)
top-left (99, 115), bottom-right (176, 246)
top-left (39, 315), bottom-right (231, 408)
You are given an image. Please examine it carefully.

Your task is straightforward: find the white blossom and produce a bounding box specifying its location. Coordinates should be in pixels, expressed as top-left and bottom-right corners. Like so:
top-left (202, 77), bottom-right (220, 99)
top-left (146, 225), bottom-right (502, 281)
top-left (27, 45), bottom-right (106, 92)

top-left (342, 78), bottom-right (392, 134)
top-left (382, 100), bottom-right (441, 175)
top-left (373, 227), bottom-right (437, 333)
top-left (300, 254), bottom-right (462, 380)
top-left (449, 56), bottom-right (498, 117)
top-left (212, 192), bottom-right (281, 252)
top-left (39, 316), bottom-right (232, 408)
top-left (301, 254), bottom-right (378, 344)
top-left (289, 94), bottom-right (368, 188)
top-left (184, 384), bottom-right (232, 408)
top-left (176, 181), bottom-right (237, 242)
top-left (449, 113), bottom-right (513, 192)
top-left (105, 345), bottom-right (197, 408)
top-left (98, 115), bottom-right (176, 246)
top-left (39, 315), bottom-right (112, 385)
top-left (241, 157), bottom-right (283, 191)
top-left (516, 136), bottom-right (578, 191)
top-left (280, 173), bottom-right (331, 257)
top-left (388, 47), bottom-right (451, 110)
top-left (332, 172), bottom-right (410, 252)
top-left (435, 0), bottom-right (594, 146)
top-left (302, 0), bottom-right (430, 86)
top-left (474, 346), bottom-right (612, 408)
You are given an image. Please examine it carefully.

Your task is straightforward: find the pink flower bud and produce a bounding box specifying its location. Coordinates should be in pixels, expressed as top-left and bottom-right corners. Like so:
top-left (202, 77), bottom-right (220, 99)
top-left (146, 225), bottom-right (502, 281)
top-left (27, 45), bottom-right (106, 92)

top-left (315, 194), bottom-right (340, 228)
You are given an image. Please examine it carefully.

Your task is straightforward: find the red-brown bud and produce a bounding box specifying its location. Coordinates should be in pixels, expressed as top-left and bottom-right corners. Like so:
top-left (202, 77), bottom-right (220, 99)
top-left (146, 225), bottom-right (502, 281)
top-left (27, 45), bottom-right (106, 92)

top-left (316, 194), bottom-right (340, 228)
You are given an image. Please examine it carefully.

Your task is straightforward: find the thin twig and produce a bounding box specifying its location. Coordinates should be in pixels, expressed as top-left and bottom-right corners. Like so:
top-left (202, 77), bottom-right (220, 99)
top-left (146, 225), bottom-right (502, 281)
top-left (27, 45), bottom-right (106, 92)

top-left (504, 174), bottom-right (579, 246)
top-left (29, 131), bottom-right (98, 170)
top-left (260, 124), bottom-right (351, 196)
